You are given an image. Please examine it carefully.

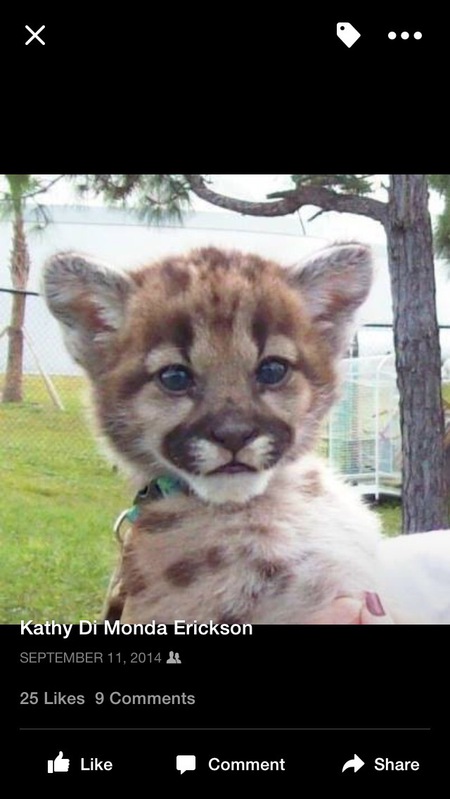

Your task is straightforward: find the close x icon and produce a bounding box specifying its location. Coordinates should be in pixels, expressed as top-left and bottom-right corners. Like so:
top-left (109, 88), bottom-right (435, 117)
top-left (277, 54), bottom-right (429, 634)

top-left (25, 25), bottom-right (45, 45)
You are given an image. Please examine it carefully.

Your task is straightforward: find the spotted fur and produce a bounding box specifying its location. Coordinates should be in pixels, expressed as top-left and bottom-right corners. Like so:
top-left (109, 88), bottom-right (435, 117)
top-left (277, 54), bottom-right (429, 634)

top-left (43, 243), bottom-right (382, 623)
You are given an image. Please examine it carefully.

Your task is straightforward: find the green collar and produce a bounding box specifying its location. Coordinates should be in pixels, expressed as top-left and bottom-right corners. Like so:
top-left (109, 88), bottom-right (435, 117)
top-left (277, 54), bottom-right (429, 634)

top-left (114, 475), bottom-right (187, 539)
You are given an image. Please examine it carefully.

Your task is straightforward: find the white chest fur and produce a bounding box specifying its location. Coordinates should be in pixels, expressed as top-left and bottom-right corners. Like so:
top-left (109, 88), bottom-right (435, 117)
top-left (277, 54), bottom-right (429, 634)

top-left (118, 456), bottom-right (382, 624)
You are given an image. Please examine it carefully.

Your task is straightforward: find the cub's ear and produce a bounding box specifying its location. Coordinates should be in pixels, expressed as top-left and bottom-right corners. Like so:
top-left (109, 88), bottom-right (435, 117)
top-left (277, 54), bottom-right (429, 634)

top-left (43, 252), bottom-right (133, 373)
top-left (288, 243), bottom-right (373, 356)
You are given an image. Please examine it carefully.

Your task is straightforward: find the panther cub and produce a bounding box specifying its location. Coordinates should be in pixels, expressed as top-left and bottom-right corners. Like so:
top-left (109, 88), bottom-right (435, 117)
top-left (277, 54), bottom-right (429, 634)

top-left (44, 243), bottom-right (382, 623)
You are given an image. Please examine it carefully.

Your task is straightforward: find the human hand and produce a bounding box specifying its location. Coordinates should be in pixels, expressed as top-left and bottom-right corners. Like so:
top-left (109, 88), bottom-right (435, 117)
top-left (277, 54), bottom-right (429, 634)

top-left (307, 592), bottom-right (394, 624)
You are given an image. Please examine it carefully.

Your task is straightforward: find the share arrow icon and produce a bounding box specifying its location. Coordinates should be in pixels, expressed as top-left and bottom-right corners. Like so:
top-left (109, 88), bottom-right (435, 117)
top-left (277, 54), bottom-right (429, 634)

top-left (342, 754), bottom-right (365, 773)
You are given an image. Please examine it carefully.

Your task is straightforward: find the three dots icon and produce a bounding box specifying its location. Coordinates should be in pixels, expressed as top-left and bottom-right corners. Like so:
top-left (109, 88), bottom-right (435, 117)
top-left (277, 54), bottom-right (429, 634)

top-left (388, 31), bottom-right (422, 40)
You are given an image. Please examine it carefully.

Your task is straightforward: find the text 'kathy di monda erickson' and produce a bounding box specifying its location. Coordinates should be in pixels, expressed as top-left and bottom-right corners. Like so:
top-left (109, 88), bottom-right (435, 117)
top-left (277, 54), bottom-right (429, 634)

top-left (20, 620), bottom-right (253, 638)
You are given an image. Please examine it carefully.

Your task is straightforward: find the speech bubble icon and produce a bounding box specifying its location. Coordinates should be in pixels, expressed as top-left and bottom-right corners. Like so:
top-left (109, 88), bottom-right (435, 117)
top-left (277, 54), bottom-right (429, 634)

top-left (176, 755), bottom-right (196, 774)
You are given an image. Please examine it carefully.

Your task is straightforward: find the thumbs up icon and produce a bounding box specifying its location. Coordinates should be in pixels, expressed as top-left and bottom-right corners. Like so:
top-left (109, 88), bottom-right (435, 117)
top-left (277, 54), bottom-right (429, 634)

top-left (47, 751), bottom-right (70, 773)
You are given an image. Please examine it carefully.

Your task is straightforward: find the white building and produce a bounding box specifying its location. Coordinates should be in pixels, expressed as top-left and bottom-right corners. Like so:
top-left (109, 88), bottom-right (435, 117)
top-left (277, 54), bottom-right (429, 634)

top-left (1, 203), bottom-right (450, 375)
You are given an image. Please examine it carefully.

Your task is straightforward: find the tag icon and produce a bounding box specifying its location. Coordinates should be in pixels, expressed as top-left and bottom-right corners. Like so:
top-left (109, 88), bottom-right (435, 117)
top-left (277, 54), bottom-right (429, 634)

top-left (336, 22), bottom-right (361, 48)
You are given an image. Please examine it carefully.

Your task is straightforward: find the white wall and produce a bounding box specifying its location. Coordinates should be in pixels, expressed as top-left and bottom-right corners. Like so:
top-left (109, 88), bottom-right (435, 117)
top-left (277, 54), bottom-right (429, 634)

top-left (1, 204), bottom-right (449, 374)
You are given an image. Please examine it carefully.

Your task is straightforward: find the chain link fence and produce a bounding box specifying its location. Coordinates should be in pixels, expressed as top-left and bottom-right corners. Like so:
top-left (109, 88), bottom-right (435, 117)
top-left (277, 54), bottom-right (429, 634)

top-left (0, 287), bottom-right (98, 469)
top-left (1, 287), bottom-right (126, 624)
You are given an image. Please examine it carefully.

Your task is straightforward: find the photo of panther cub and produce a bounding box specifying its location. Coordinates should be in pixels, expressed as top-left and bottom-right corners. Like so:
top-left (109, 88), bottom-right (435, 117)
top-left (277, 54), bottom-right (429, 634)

top-left (43, 243), bottom-right (385, 623)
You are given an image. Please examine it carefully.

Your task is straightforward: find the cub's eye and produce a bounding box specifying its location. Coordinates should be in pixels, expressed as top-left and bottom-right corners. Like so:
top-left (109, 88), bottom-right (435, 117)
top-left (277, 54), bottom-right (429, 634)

top-left (256, 358), bottom-right (289, 386)
top-left (158, 364), bottom-right (194, 393)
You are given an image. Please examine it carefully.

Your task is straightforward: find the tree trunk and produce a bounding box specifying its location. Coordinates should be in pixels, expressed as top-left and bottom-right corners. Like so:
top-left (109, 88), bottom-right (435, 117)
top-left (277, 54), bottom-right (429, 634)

top-left (1, 292), bottom-right (27, 402)
top-left (385, 175), bottom-right (448, 532)
top-left (1, 206), bottom-right (30, 403)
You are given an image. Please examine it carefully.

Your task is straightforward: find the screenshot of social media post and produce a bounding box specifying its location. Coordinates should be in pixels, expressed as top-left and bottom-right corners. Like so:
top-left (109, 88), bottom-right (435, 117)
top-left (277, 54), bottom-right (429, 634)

top-left (2, 174), bottom-right (448, 783)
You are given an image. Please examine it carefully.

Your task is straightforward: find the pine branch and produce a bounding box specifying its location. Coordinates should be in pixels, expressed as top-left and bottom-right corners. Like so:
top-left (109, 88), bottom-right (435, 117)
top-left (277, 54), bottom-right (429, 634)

top-left (184, 175), bottom-right (387, 225)
top-left (23, 175), bottom-right (65, 200)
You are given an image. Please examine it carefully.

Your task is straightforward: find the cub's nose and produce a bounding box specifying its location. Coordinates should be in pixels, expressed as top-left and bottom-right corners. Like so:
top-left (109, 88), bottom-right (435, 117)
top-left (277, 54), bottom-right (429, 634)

top-left (209, 414), bottom-right (259, 454)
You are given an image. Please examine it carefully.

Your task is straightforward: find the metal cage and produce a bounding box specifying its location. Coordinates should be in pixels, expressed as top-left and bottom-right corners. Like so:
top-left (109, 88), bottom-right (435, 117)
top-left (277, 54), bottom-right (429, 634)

top-left (322, 355), bottom-right (402, 497)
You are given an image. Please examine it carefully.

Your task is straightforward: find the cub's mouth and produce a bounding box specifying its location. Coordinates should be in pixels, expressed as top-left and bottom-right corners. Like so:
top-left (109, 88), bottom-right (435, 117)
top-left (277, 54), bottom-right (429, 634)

top-left (163, 409), bottom-right (294, 484)
top-left (209, 461), bottom-right (257, 475)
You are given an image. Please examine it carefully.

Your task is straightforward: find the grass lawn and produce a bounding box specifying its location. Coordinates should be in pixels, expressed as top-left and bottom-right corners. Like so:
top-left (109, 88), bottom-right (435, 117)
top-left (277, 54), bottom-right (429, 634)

top-left (0, 375), bottom-right (128, 623)
top-left (0, 374), bottom-right (402, 623)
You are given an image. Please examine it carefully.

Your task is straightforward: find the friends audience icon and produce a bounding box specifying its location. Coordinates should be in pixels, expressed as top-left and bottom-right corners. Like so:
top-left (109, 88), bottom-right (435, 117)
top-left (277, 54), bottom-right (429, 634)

top-left (166, 651), bottom-right (182, 664)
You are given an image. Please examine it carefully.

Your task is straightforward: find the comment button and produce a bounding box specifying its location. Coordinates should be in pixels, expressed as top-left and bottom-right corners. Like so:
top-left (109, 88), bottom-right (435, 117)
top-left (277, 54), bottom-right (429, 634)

top-left (176, 755), bottom-right (197, 774)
